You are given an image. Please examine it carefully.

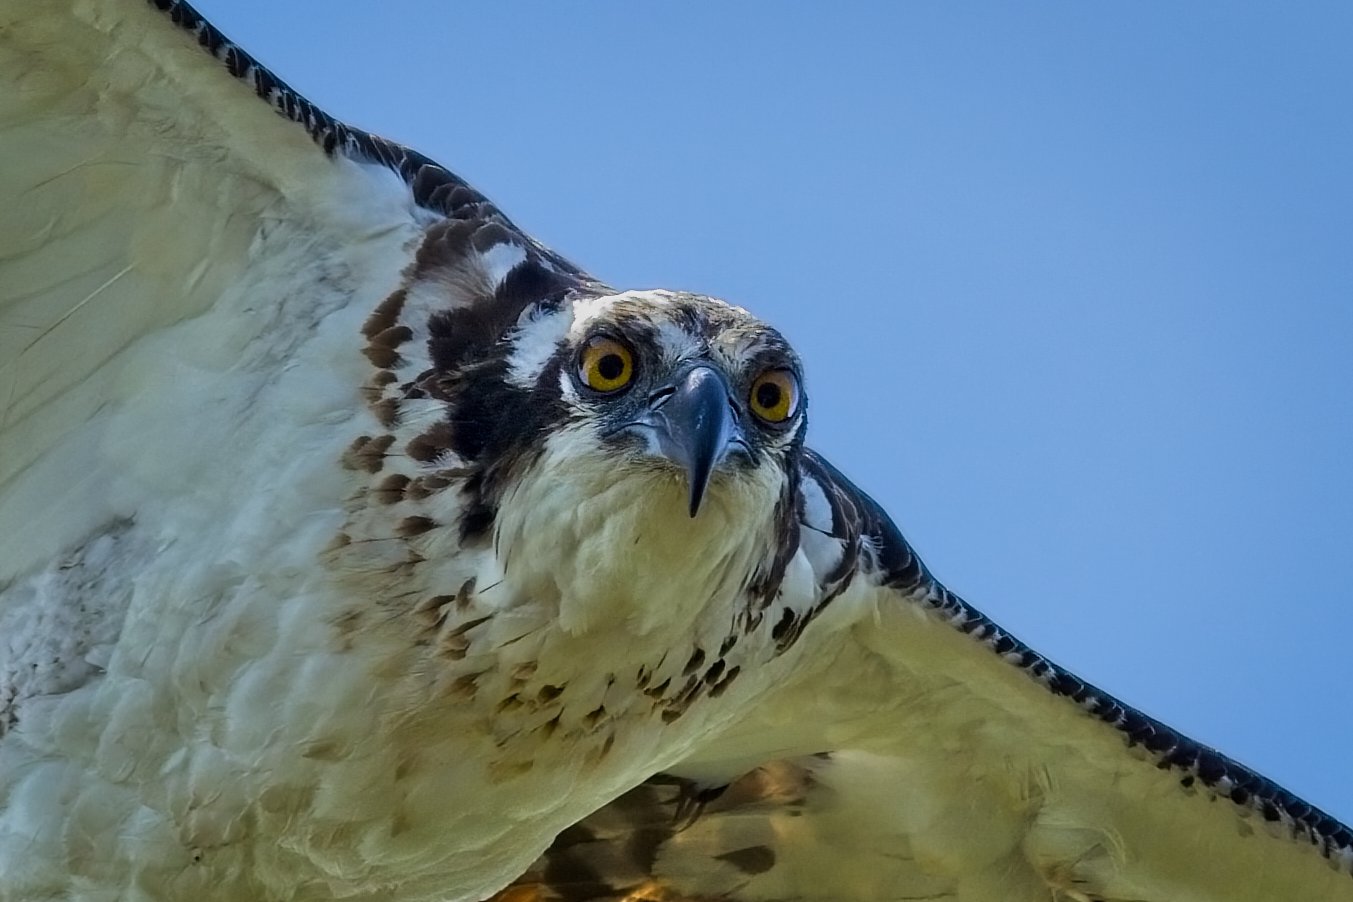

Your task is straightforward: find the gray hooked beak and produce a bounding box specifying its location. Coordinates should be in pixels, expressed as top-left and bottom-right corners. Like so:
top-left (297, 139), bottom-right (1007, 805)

top-left (647, 366), bottom-right (739, 517)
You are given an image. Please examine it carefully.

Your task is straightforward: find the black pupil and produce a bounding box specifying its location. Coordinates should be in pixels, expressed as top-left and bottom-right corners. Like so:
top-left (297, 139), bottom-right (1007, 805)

top-left (756, 381), bottom-right (782, 410)
top-left (597, 353), bottom-right (625, 381)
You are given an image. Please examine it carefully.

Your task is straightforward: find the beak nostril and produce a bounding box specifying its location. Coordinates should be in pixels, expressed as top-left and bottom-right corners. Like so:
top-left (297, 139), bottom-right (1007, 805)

top-left (648, 386), bottom-right (677, 408)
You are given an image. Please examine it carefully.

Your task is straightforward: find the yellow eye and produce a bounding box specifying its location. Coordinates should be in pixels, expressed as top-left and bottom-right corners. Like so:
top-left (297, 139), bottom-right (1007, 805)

top-left (578, 336), bottom-right (635, 393)
top-left (748, 369), bottom-right (799, 424)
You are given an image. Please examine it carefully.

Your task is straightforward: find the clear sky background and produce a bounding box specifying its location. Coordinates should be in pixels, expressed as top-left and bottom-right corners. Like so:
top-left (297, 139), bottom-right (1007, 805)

top-left (202, 2), bottom-right (1352, 822)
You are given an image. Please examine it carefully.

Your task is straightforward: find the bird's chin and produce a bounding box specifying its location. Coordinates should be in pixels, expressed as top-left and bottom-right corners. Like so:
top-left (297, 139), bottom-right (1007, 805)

top-left (619, 455), bottom-right (753, 518)
top-left (607, 424), bottom-right (756, 518)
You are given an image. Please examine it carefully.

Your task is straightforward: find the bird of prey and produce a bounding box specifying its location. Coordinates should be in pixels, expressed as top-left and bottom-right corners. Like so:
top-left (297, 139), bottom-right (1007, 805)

top-left (0, 2), bottom-right (1348, 901)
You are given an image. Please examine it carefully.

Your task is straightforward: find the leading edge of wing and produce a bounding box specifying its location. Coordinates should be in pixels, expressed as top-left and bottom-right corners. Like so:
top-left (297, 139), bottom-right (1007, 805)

top-left (801, 448), bottom-right (1353, 876)
top-left (146, 0), bottom-right (587, 277)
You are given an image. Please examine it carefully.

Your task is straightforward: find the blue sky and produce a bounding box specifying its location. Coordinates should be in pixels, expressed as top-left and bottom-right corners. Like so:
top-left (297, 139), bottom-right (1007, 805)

top-left (204, 3), bottom-right (1353, 821)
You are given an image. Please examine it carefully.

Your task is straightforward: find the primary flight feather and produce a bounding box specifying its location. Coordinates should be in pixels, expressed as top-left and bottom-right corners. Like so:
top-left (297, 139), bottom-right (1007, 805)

top-left (0, 2), bottom-right (1348, 901)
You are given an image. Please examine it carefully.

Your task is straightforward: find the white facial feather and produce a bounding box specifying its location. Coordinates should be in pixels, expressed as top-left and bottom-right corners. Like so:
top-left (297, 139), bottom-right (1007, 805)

top-left (505, 303), bottom-right (573, 389)
top-left (566, 292), bottom-right (630, 337)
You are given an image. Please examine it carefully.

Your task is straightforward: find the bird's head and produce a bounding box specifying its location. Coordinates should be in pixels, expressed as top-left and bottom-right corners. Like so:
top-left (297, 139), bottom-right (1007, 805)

top-left (428, 284), bottom-right (808, 526)
top-left (416, 287), bottom-right (807, 630)
top-left (541, 290), bottom-right (807, 517)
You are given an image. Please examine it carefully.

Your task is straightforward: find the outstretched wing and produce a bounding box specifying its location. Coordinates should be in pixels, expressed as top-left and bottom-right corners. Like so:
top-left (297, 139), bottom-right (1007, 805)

top-left (0, 0), bottom-right (587, 689)
top-left (0, 7), bottom-right (611, 896)
top-left (497, 451), bottom-right (1353, 902)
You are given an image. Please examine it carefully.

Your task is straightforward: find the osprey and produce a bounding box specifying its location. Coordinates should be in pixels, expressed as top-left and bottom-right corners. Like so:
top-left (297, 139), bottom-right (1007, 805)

top-left (0, 2), bottom-right (1347, 901)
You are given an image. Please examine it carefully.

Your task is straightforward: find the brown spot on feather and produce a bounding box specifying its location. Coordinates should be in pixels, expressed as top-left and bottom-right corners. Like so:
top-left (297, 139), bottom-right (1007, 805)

top-left (372, 397), bottom-right (401, 427)
top-left (359, 319), bottom-right (410, 371)
top-left (413, 596), bottom-right (453, 629)
top-left (362, 345), bottom-right (403, 368)
top-left (373, 474), bottom-right (411, 504)
top-left (342, 434), bottom-right (395, 473)
top-left (397, 516), bottom-right (437, 537)
top-left (403, 478), bottom-right (434, 500)
top-left (447, 672), bottom-right (482, 700)
top-left (362, 288), bottom-right (407, 338)
top-left (361, 369), bottom-right (398, 404)
top-left (435, 612), bottom-right (492, 657)
top-left (368, 324), bottom-right (412, 349)
top-left (709, 665), bottom-right (741, 698)
top-left (407, 421), bottom-right (455, 462)
top-left (454, 577), bottom-right (477, 609)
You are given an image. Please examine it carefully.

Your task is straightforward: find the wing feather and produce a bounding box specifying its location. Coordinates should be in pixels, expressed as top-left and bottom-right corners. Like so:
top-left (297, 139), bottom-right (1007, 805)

top-left (0, 0), bottom-right (591, 577)
top-left (1, 2), bottom-right (606, 894)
